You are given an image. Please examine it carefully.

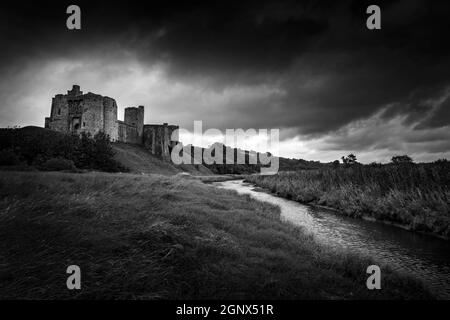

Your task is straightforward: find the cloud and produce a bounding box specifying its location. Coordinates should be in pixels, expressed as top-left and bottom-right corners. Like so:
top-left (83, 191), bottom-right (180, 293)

top-left (0, 0), bottom-right (450, 162)
top-left (415, 95), bottom-right (450, 130)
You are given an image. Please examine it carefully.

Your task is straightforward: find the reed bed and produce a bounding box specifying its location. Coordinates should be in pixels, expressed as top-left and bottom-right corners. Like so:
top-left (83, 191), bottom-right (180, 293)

top-left (246, 164), bottom-right (450, 238)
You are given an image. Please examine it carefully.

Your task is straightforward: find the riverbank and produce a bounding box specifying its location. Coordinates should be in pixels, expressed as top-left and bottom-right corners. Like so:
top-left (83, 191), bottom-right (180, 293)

top-left (217, 179), bottom-right (450, 299)
top-left (245, 165), bottom-right (450, 239)
top-left (0, 171), bottom-right (432, 299)
top-left (194, 174), bottom-right (247, 183)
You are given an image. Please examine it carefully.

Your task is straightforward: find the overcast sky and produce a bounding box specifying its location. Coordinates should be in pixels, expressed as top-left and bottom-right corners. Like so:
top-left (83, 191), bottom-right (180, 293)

top-left (1, 0), bottom-right (449, 162)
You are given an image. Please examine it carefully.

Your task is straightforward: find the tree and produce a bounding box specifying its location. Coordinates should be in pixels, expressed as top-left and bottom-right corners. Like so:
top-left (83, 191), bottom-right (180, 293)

top-left (341, 154), bottom-right (358, 167)
top-left (391, 155), bottom-right (413, 165)
top-left (434, 158), bottom-right (448, 164)
top-left (332, 160), bottom-right (340, 169)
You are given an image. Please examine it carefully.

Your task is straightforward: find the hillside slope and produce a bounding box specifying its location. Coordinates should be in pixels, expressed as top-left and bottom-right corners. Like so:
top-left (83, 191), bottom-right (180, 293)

top-left (0, 126), bottom-right (213, 175)
top-left (113, 142), bottom-right (213, 175)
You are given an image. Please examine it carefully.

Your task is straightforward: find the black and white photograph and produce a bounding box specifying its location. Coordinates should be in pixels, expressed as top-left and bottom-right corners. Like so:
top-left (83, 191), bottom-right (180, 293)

top-left (1, 0), bottom-right (450, 311)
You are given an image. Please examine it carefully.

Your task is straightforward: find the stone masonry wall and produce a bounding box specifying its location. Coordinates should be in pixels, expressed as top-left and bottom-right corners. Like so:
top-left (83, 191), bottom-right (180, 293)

top-left (117, 121), bottom-right (140, 144)
top-left (75, 92), bottom-right (104, 137)
top-left (103, 97), bottom-right (118, 141)
top-left (143, 124), bottom-right (179, 160)
top-left (48, 94), bottom-right (69, 132)
top-left (124, 106), bottom-right (144, 144)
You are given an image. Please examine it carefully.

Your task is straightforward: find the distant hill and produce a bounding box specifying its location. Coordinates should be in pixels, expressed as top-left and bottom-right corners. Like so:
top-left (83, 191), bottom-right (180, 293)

top-left (182, 143), bottom-right (329, 174)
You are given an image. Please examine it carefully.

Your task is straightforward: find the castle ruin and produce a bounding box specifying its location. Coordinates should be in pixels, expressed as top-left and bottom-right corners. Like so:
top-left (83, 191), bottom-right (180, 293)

top-left (45, 85), bottom-right (179, 159)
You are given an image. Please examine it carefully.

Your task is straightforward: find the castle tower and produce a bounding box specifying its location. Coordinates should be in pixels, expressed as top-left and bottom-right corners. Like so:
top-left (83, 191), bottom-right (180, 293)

top-left (124, 105), bottom-right (144, 143)
top-left (48, 94), bottom-right (69, 132)
top-left (46, 85), bottom-right (119, 139)
top-left (103, 97), bottom-right (118, 141)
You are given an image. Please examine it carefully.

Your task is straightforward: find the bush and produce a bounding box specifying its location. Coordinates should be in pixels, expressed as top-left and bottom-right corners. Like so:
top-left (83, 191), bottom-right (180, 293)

top-left (74, 131), bottom-right (126, 172)
top-left (392, 155), bottom-right (414, 165)
top-left (0, 149), bottom-right (23, 166)
top-left (41, 158), bottom-right (76, 171)
top-left (0, 127), bottom-right (127, 173)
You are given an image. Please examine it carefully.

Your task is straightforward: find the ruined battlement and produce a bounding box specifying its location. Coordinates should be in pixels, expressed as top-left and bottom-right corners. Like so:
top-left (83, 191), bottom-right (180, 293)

top-left (67, 85), bottom-right (83, 96)
top-left (45, 85), bottom-right (179, 158)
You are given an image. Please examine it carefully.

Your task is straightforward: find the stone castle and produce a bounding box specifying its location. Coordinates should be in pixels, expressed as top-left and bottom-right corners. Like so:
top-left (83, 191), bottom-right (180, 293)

top-left (45, 85), bottom-right (179, 159)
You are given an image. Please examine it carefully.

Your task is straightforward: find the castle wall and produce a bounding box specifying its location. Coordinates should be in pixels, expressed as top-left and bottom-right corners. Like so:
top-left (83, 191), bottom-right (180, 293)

top-left (124, 106), bottom-right (144, 144)
top-left (117, 121), bottom-right (140, 144)
top-left (66, 92), bottom-right (105, 137)
top-left (48, 94), bottom-right (69, 132)
top-left (143, 124), bottom-right (179, 159)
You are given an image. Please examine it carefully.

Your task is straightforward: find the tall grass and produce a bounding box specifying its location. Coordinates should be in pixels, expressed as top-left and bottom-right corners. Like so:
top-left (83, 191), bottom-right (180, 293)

top-left (246, 164), bottom-right (450, 238)
top-left (0, 171), bottom-right (431, 299)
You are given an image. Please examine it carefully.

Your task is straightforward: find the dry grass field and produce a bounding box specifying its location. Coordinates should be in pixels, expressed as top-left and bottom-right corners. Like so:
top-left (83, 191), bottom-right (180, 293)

top-left (0, 171), bottom-right (431, 299)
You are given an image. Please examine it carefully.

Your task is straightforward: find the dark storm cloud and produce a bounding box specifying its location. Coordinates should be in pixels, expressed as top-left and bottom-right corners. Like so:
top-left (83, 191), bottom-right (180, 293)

top-left (1, 0), bottom-right (450, 159)
top-left (0, 1), bottom-right (329, 74)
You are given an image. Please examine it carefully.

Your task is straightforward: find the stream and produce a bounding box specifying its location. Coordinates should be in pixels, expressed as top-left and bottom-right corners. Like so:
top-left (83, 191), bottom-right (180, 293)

top-left (213, 179), bottom-right (450, 299)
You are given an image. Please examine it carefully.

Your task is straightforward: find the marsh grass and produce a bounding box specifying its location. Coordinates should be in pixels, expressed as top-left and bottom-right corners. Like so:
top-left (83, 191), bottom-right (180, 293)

top-left (0, 171), bottom-right (432, 299)
top-left (246, 164), bottom-right (450, 238)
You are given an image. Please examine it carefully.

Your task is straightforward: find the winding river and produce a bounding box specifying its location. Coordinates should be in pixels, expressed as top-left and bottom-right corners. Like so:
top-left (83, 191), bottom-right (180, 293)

top-left (213, 179), bottom-right (450, 299)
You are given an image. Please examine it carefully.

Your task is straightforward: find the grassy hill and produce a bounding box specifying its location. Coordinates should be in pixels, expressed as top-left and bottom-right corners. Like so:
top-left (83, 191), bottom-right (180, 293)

top-left (0, 171), bottom-right (432, 299)
top-left (113, 142), bottom-right (212, 175)
top-left (0, 126), bottom-right (213, 176)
